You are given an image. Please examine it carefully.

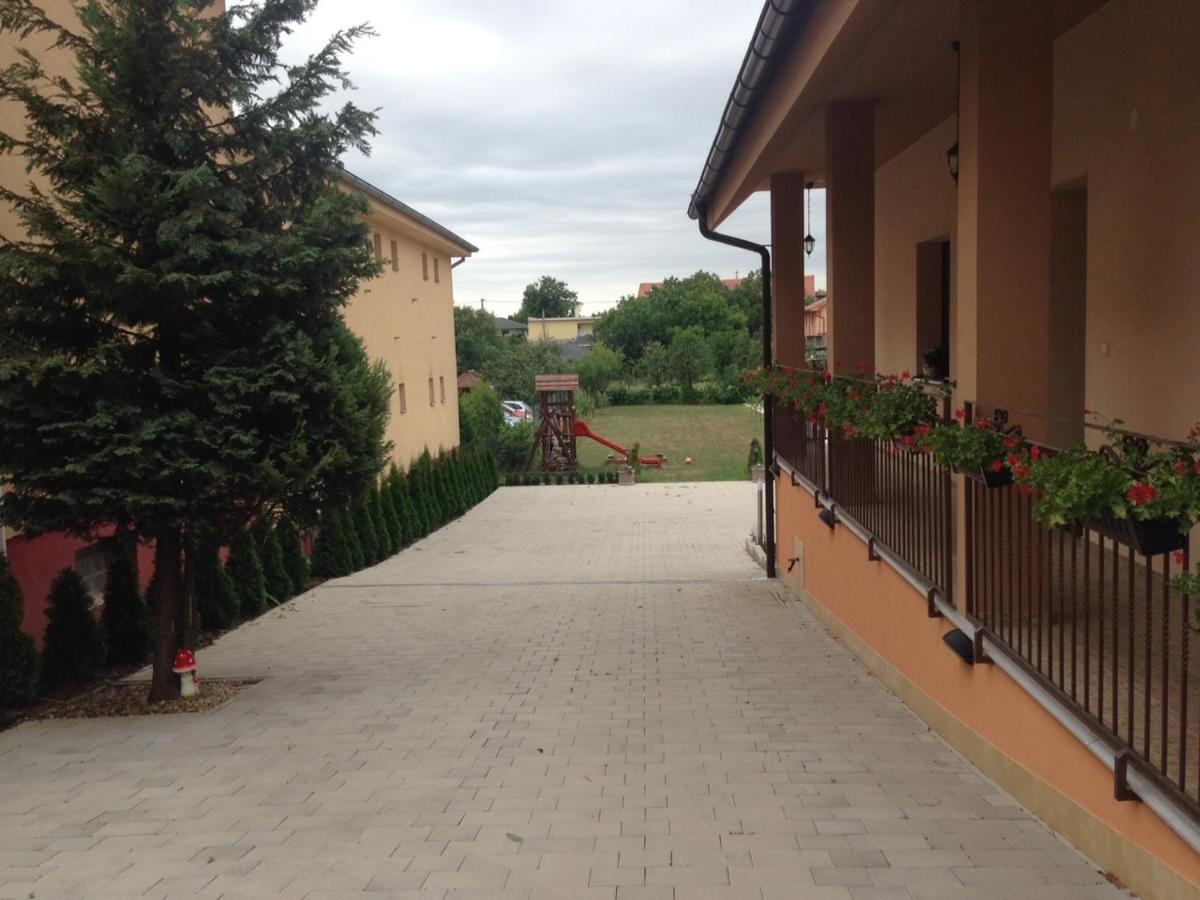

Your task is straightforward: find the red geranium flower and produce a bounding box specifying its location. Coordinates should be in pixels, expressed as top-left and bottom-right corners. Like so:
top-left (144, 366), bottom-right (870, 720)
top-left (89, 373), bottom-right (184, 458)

top-left (1030, 446), bottom-right (1041, 462)
top-left (955, 408), bottom-right (966, 421)
top-left (1174, 551), bottom-right (1187, 567)
top-left (821, 370), bottom-right (832, 383)
top-left (1127, 482), bottom-right (1157, 506)
top-left (991, 459), bottom-right (1004, 473)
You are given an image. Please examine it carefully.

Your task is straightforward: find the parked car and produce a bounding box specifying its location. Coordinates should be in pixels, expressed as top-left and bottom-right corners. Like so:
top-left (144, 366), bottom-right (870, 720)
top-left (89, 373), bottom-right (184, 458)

top-left (502, 400), bottom-right (533, 420)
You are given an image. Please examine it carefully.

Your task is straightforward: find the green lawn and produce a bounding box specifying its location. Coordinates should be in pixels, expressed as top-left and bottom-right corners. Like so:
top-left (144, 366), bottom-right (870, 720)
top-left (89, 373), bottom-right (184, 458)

top-left (574, 404), bottom-right (762, 482)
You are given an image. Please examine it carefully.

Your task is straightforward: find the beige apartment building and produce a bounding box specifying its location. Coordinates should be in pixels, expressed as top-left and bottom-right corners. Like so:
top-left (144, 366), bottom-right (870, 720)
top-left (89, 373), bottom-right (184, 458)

top-left (525, 315), bottom-right (597, 342)
top-left (340, 173), bottom-right (476, 467)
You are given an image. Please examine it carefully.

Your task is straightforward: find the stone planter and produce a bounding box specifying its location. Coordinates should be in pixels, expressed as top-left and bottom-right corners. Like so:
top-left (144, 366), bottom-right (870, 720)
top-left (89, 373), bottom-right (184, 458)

top-left (618, 468), bottom-right (636, 486)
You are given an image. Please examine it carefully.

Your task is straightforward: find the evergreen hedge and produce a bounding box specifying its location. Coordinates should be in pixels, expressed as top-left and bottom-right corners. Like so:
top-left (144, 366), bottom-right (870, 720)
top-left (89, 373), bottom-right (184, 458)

top-left (277, 519), bottom-right (310, 592)
top-left (341, 506), bottom-right (365, 570)
top-left (311, 506), bottom-right (352, 578)
top-left (378, 484), bottom-right (402, 553)
top-left (0, 553), bottom-right (39, 708)
top-left (257, 523), bottom-right (292, 604)
top-left (368, 489), bottom-right (391, 557)
top-left (227, 529), bottom-right (267, 617)
top-left (353, 498), bottom-right (378, 565)
top-left (101, 539), bottom-right (147, 666)
top-left (42, 568), bottom-right (105, 688)
top-left (195, 536), bottom-right (240, 631)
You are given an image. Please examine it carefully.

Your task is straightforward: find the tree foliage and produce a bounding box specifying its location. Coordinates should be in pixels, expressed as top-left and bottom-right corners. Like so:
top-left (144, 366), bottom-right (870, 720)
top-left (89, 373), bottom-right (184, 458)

top-left (0, 1), bottom-right (386, 699)
top-left (573, 342), bottom-right (624, 395)
top-left (515, 276), bottom-right (579, 322)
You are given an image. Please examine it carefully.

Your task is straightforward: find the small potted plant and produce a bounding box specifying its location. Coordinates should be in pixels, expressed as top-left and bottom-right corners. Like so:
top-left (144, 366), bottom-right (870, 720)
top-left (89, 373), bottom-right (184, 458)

top-left (918, 412), bottom-right (1013, 487)
top-left (619, 441), bottom-right (641, 485)
top-left (921, 346), bottom-right (948, 381)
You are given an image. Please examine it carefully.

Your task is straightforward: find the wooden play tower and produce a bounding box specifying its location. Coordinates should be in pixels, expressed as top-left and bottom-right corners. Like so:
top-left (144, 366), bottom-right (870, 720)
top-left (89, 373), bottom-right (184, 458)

top-left (527, 374), bottom-right (579, 471)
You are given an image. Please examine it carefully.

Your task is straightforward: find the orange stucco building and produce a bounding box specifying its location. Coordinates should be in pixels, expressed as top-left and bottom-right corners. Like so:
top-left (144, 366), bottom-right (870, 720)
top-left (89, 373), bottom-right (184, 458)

top-left (692, 1), bottom-right (1200, 897)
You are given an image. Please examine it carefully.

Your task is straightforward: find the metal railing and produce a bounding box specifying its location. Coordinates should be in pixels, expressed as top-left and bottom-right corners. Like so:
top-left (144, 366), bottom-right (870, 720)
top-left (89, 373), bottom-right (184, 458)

top-left (966, 451), bottom-right (1199, 817)
top-left (772, 382), bottom-right (953, 600)
top-left (829, 427), bottom-right (955, 603)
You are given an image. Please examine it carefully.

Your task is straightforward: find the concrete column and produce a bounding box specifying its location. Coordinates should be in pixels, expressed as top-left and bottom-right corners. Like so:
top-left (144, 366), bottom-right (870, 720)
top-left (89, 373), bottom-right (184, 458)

top-left (770, 172), bottom-right (808, 368)
top-left (824, 101), bottom-right (875, 375)
top-left (954, 0), bottom-right (1052, 425)
top-left (951, 0), bottom-right (1053, 612)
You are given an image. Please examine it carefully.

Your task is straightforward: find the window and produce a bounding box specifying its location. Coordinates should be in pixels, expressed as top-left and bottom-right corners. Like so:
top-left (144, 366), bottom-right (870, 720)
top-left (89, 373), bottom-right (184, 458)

top-left (422, 252), bottom-right (429, 281)
top-left (428, 377), bottom-right (435, 406)
top-left (439, 376), bottom-right (446, 403)
top-left (373, 232), bottom-right (382, 261)
top-left (434, 257), bottom-right (440, 283)
top-left (74, 544), bottom-right (107, 606)
top-left (390, 240), bottom-right (398, 272)
top-left (398, 382), bottom-right (407, 414)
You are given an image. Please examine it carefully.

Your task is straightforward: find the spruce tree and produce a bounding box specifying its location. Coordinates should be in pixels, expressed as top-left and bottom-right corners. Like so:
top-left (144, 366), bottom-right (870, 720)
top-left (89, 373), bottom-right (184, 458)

top-left (195, 535), bottom-right (240, 631)
top-left (0, 553), bottom-right (39, 708)
top-left (42, 568), bottom-right (105, 688)
top-left (227, 529), bottom-right (267, 617)
top-left (101, 539), bottom-right (147, 667)
top-left (341, 506), bottom-right (365, 570)
top-left (277, 520), bottom-right (311, 593)
top-left (311, 506), bottom-right (351, 579)
top-left (0, 1), bottom-right (385, 701)
top-left (256, 523), bottom-right (292, 604)
top-left (377, 483), bottom-right (400, 552)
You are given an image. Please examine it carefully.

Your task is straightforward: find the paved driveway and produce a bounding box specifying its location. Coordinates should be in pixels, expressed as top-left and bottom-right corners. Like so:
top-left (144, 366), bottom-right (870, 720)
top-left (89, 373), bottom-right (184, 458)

top-left (0, 483), bottom-right (1126, 899)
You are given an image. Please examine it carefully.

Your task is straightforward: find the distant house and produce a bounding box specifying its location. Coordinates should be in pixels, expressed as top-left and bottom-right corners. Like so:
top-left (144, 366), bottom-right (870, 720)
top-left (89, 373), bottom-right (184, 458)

top-left (456, 370), bottom-right (483, 394)
top-left (637, 276), bottom-right (746, 297)
top-left (526, 316), bottom-right (597, 342)
top-left (495, 317), bottom-right (528, 337)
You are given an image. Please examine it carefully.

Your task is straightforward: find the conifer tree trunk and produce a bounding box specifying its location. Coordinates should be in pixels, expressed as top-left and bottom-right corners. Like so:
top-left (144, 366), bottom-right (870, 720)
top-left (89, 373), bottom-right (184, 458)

top-left (149, 527), bottom-right (183, 702)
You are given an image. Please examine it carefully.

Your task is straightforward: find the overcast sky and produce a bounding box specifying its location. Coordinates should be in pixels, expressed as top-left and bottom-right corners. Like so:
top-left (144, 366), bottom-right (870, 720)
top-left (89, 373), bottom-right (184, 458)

top-left (281, 0), bottom-right (827, 315)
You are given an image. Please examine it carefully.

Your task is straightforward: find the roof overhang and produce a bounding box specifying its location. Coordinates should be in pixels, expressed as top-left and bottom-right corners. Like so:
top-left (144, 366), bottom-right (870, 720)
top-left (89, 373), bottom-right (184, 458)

top-left (339, 170), bottom-right (478, 257)
top-left (692, 0), bottom-right (1107, 227)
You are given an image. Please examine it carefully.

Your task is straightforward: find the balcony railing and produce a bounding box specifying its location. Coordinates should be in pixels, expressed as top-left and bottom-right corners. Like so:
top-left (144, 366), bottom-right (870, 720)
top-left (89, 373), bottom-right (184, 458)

top-left (771, 387), bottom-right (1200, 828)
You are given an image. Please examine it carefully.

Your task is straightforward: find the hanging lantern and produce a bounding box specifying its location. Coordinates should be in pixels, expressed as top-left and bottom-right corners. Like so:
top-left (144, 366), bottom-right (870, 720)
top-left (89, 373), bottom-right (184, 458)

top-left (804, 181), bottom-right (815, 256)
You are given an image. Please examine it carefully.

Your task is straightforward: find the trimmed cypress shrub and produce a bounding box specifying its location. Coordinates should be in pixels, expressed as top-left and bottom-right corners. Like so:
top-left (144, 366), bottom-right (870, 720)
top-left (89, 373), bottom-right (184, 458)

top-left (101, 539), bottom-right (147, 666)
top-left (0, 553), bottom-right (39, 708)
top-left (41, 568), bottom-right (105, 688)
top-left (418, 451), bottom-right (445, 527)
top-left (353, 497), bottom-right (379, 564)
top-left (378, 484), bottom-right (402, 553)
top-left (368, 489), bottom-right (391, 557)
top-left (311, 506), bottom-right (351, 578)
top-left (256, 523), bottom-right (292, 603)
top-left (277, 520), bottom-right (311, 593)
top-left (372, 488), bottom-right (397, 555)
top-left (388, 468), bottom-right (418, 544)
top-left (341, 506), bottom-right (365, 570)
top-left (195, 535), bottom-right (240, 630)
top-left (226, 529), bottom-right (267, 617)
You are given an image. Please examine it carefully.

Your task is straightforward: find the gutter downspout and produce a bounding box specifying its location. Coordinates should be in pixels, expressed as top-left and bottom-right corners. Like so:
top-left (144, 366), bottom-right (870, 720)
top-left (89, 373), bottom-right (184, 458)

top-left (697, 202), bottom-right (775, 578)
top-left (451, 257), bottom-right (467, 269)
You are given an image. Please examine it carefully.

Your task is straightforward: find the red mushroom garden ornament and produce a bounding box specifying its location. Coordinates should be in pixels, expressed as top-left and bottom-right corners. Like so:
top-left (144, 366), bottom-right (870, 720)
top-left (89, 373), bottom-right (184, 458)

top-left (172, 649), bottom-right (199, 698)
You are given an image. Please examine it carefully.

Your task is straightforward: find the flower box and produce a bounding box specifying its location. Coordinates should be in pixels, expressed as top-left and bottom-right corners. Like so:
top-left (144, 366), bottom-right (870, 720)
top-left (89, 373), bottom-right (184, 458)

top-left (1086, 510), bottom-right (1188, 557)
top-left (956, 465), bottom-right (1013, 489)
top-left (618, 469), bottom-right (636, 486)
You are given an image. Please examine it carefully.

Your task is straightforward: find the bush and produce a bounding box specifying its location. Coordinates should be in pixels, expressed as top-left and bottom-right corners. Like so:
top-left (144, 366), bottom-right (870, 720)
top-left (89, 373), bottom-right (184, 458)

top-left (459, 381), bottom-right (506, 452)
top-left (41, 567), bottom-right (105, 688)
top-left (496, 419), bottom-right (535, 472)
top-left (0, 553), bottom-right (39, 708)
top-left (556, 474), bottom-right (565, 485)
top-left (389, 467), bottom-right (420, 543)
top-left (101, 539), bottom-right (147, 666)
top-left (368, 489), bottom-right (392, 557)
top-left (277, 519), bottom-right (311, 593)
top-left (227, 529), bottom-right (268, 617)
top-left (311, 506), bottom-right (352, 578)
top-left (650, 384), bottom-right (680, 404)
top-left (340, 505), bottom-right (365, 570)
top-left (353, 497), bottom-right (380, 565)
top-left (195, 535), bottom-right (240, 631)
top-left (256, 523), bottom-right (292, 604)
top-left (377, 486), bottom-right (402, 554)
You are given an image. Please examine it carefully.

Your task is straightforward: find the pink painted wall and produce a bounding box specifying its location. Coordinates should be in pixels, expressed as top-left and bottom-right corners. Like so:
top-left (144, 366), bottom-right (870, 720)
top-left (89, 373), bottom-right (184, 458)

top-left (6, 529), bottom-right (156, 649)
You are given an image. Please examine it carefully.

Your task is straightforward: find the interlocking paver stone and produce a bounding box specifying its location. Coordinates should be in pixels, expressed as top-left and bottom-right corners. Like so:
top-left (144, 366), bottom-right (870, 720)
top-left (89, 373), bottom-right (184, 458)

top-left (0, 484), bottom-right (1128, 898)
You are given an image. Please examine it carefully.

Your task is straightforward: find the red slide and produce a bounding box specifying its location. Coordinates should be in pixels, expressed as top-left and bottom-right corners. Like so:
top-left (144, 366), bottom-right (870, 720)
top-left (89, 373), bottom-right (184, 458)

top-left (572, 419), bottom-right (664, 467)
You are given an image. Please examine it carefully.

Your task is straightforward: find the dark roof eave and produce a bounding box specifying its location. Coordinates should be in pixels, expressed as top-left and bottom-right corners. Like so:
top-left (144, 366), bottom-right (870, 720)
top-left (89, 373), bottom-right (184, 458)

top-left (340, 169), bottom-right (479, 254)
top-left (687, 0), bottom-right (813, 221)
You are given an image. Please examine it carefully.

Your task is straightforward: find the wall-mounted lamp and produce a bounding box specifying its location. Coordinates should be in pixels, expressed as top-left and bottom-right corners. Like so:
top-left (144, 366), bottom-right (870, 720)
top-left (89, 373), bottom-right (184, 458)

top-left (803, 181), bottom-right (815, 255)
top-left (947, 40), bottom-right (961, 184)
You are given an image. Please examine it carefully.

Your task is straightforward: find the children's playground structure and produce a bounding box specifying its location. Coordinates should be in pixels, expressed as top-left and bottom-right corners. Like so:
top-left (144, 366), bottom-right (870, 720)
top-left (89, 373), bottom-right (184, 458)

top-left (526, 374), bottom-right (665, 471)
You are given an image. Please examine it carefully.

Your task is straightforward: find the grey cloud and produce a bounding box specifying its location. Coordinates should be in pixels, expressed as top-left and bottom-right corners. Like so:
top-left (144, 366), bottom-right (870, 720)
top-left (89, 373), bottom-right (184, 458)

top-left (281, 0), bottom-right (827, 313)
